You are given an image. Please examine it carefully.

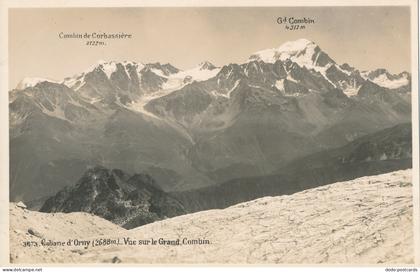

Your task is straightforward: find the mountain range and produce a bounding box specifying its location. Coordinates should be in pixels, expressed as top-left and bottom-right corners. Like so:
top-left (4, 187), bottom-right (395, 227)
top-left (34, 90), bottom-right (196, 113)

top-left (9, 38), bottom-right (411, 203)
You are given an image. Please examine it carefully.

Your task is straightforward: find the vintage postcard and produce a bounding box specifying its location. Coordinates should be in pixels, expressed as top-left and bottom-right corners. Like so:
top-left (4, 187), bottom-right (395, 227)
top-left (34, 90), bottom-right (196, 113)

top-left (0, 0), bottom-right (419, 267)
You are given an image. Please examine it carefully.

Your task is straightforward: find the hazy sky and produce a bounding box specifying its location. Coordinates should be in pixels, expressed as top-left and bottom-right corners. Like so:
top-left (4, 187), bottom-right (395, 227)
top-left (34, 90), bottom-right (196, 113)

top-left (9, 6), bottom-right (411, 88)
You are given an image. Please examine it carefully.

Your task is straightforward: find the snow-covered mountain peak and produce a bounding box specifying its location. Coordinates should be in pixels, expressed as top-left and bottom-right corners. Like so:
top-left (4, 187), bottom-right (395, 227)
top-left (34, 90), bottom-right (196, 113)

top-left (361, 69), bottom-right (410, 89)
top-left (144, 62), bottom-right (180, 77)
top-left (62, 60), bottom-right (147, 90)
top-left (15, 77), bottom-right (59, 90)
top-left (249, 39), bottom-right (318, 64)
top-left (81, 60), bottom-right (144, 75)
top-left (90, 60), bottom-right (145, 77)
top-left (162, 62), bottom-right (221, 85)
top-left (155, 62), bottom-right (221, 91)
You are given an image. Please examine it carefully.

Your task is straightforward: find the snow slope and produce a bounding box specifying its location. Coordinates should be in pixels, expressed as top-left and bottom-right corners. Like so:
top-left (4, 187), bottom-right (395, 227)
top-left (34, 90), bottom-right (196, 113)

top-left (9, 169), bottom-right (413, 264)
top-left (126, 61), bottom-right (220, 117)
top-left (248, 39), bottom-right (410, 96)
top-left (249, 39), bottom-right (316, 65)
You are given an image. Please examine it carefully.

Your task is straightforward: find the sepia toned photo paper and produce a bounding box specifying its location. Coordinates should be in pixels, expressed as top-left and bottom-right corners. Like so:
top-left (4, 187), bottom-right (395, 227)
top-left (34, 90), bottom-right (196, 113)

top-left (0, 0), bottom-right (419, 268)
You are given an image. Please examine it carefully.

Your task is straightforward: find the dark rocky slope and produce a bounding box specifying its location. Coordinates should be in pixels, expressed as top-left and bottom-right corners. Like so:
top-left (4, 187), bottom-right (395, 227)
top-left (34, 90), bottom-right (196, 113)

top-left (174, 123), bottom-right (412, 212)
top-left (40, 167), bottom-right (185, 229)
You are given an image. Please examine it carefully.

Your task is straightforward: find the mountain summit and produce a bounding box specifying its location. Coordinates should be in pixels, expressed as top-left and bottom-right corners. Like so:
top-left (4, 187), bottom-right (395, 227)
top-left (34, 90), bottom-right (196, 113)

top-left (9, 39), bottom-right (411, 202)
top-left (15, 77), bottom-right (58, 90)
top-left (249, 39), bottom-right (334, 69)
